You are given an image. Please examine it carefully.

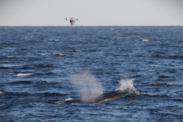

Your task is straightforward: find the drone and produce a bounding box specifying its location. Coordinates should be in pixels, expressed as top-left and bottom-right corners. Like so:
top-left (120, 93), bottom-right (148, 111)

top-left (65, 17), bottom-right (78, 26)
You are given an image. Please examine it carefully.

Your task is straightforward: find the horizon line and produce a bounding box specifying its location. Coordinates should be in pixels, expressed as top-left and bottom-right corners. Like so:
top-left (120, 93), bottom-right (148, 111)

top-left (0, 25), bottom-right (182, 27)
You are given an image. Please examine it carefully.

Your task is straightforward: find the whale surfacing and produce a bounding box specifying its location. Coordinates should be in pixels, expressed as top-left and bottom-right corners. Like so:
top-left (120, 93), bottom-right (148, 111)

top-left (63, 90), bottom-right (128, 103)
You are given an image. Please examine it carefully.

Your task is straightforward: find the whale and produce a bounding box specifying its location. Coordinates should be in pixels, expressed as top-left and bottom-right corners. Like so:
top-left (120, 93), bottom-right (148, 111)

top-left (63, 90), bottom-right (129, 103)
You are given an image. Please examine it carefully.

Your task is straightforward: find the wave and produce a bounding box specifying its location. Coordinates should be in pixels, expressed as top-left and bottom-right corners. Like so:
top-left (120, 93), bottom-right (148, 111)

top-left (9, 80), bottom-right (32, 84)
top-left (4, 92), bottom-right (66, 97)
top-left (151, 83), bottom-right (172, 86)
top-left (144, 94), bottom-right (168, 97)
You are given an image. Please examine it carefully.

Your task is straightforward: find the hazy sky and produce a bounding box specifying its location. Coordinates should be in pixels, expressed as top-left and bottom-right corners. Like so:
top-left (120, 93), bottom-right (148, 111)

top-left (0, 0), bottom-right (182, 26)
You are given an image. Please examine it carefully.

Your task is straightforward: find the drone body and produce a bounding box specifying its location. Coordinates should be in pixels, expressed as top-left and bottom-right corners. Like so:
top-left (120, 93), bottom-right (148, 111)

top-left (65, 17), bottom-right (78, 26)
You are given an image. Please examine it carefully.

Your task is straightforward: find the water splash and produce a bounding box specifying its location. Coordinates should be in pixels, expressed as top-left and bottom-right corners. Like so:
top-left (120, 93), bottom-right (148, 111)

top-left (116, 79), bottom-right (140, 95)
top-left (69, 71), bottom-right (103, 102)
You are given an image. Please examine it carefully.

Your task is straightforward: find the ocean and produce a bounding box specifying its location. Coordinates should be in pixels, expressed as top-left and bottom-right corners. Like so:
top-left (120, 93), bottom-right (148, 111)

top-left (0, 26), bottom-right (182, 122)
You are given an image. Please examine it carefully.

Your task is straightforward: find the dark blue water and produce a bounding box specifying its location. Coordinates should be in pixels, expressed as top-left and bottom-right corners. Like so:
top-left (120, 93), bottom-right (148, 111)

top-left (0, 26), bottom-right (182, 122)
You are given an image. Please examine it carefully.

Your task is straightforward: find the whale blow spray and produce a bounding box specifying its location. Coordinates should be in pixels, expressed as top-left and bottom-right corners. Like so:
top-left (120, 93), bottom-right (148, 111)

top-left (70, 71), bottom-right (103, 102)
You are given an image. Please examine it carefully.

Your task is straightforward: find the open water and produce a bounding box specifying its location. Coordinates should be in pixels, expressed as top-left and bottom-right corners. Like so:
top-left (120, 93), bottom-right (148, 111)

top-left (0, 26), bottom-right (182, 122)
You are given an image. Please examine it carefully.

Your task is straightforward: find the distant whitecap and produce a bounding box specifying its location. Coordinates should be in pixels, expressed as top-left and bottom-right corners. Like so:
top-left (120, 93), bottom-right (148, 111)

top-left (6, 56), bottom-right (14, 58)
top-left (15, 73), bottom-right (33, 76)
top-left (0, 91), bottom-right (5, 94)
top-left (142, 39), bottom-right (149, 42)
top-left (65, 97), bottom-right (73, 101)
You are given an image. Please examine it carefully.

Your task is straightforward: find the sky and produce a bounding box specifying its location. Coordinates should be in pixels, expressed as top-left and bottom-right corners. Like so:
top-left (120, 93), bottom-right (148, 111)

top-left (0, 0), bottom-right (182, 26)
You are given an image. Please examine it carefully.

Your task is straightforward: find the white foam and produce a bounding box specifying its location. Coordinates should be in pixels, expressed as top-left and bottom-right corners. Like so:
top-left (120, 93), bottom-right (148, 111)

top-left (65, 97), bottom-right (73, 101)
top-left (142, 39), bottom-right (149, 42)
top-left (0, 91), bottom-right (4, 94)
top-left (15, 73), bottom-right (33, 76)
top-left (116, 79), bottom-right (140, 95)
top-left (6, 56), bottom-right (14, 58)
